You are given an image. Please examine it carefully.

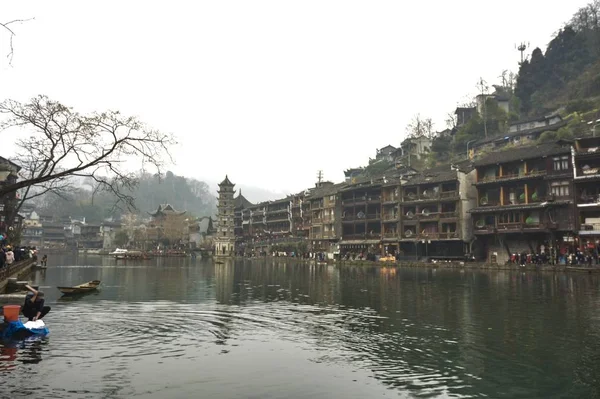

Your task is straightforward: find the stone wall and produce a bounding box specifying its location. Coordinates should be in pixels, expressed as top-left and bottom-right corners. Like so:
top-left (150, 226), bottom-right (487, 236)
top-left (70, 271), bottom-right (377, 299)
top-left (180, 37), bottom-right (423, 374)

top-left (0, 259), bottom-right (36, 293)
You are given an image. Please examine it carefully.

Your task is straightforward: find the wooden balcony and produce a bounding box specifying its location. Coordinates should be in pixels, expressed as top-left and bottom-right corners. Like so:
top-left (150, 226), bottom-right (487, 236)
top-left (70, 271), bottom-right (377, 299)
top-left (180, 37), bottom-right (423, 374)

top-left (382, 196), bottom-right (399, 204)
top-left (477, 170), bottom-right (547, 185)
top-left (417, 212), bottom-right (439, 221)
top-left (342, 196), bottom-right (367, 205)
top-left (343, 233), bottom-right (381, 240)
top-left (266, 216), bottom-right (289, 223)
top-left (439, 211), bottom-right (458, 219)
top-left (439, 190), bottom-right (458, 199)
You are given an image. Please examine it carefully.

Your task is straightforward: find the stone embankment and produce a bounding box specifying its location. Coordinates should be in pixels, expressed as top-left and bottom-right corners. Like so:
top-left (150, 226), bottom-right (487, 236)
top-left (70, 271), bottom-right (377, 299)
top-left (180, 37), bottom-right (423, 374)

top-left (0, 258), bottom-right (36, 293)
top-left (240, 257), bottom-right (600, 273)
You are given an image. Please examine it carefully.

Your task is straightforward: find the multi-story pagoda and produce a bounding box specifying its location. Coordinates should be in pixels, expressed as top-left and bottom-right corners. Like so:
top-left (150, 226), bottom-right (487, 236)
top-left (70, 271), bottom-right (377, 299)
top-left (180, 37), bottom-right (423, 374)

top-left (215, 175), bottom-right (236, 256)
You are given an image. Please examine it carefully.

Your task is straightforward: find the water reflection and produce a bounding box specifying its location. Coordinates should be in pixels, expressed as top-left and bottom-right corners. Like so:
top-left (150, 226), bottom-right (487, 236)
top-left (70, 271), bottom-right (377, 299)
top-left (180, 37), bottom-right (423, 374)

top-left (0, 255), bottom-right (599, 398)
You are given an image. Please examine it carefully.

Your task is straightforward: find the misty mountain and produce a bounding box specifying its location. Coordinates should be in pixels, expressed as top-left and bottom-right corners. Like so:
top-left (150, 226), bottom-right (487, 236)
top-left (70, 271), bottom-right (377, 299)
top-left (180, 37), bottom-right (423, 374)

top-left (202, 178), bottom-right (291, 204)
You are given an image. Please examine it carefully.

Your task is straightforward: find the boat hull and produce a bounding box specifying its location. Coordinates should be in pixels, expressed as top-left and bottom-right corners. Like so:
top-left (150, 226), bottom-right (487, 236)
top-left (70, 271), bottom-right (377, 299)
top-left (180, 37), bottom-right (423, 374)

top-left (57, 280), bottom-right (101, 295)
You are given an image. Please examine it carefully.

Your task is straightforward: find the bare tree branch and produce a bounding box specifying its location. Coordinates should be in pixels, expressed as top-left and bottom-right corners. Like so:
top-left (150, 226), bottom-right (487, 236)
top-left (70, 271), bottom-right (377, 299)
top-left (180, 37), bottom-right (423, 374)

top-left (1, 18), bottom-right (34, 66)
top-left (0, 95), bottom-right (176, 229)
top-left (405, 114), bottom-right (435, 140)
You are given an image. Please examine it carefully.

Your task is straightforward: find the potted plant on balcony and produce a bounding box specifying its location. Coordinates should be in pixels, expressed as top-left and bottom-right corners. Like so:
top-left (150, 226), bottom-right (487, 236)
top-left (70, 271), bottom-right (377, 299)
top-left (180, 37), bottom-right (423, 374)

top-left (531, 191), bottom-right (538, 201)
top-left (525, 216), bottom-right (536, 225)
top-left (519, 193), bottom-right (526, 203)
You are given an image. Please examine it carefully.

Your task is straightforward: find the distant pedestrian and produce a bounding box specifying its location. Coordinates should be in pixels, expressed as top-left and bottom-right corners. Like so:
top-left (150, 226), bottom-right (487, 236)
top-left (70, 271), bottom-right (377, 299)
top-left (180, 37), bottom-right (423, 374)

top-left (5, 248), bottom-right (14, 265)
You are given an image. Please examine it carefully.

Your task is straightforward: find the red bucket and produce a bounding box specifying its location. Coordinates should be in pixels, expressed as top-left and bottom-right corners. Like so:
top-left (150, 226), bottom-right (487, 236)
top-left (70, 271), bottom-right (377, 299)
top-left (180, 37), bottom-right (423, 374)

top-left (2, 305), bottom-right (21, 322)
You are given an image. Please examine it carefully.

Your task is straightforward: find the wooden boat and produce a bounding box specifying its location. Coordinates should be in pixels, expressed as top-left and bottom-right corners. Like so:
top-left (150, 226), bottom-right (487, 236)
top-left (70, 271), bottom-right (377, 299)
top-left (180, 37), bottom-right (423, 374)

top-left (57, 280), bottom-right (101, 295)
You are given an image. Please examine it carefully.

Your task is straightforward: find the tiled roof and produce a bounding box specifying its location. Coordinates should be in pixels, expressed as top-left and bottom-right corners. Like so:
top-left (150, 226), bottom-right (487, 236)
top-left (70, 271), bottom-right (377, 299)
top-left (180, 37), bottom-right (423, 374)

top-left (307, 183), bottom-right (348, 198)
top-left (472, 142), bottom-right (571, 167)
top-left (219, 175), bottom-right (234, 186)
top-left (403, 170), bottom-right (458, 187)
top-left (402, 161), bottom-right (473, 187)
top-left (148, 203), bottom-right (186, 217)
top-left (234, 193), bottom-right (253, 209)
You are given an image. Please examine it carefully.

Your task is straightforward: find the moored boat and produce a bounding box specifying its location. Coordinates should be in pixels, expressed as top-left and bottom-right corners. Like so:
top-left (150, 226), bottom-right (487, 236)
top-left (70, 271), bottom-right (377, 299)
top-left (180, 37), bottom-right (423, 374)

top-left (57, 280), bottom-right (101, 295)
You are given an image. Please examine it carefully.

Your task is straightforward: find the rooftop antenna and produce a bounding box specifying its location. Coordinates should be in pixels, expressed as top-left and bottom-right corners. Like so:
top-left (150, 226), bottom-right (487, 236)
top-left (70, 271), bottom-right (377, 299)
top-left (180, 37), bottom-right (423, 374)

top-left (516, 42), bottom-right (529, 64)
top-left (317, 170), bottom-right (324, 185)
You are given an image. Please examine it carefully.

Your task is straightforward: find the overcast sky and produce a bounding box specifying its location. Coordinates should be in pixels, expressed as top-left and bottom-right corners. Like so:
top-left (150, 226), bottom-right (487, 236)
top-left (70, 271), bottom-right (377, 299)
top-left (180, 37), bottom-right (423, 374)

top-left (0, 1), bottom-right (591, 198)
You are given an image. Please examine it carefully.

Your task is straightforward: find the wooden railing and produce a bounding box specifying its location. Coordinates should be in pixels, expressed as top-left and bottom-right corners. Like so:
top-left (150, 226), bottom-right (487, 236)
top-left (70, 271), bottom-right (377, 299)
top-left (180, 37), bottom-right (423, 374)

top-left (439, 191), bottom-right (458, 198)
top-left (439, 212), bottom-right (457, 219)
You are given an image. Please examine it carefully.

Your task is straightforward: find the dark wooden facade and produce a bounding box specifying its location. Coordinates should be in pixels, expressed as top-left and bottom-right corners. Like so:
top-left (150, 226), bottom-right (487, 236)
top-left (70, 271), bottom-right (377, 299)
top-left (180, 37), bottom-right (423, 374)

top-left (470, 142), bottom-right (576, 261)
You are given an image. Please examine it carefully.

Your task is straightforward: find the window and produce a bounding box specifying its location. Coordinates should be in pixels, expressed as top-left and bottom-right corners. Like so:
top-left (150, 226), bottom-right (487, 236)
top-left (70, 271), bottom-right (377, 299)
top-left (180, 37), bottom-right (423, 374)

top-left (499, 212), bottom-right (521, 224)
top-left (0, 204), bottom-right (3, 211)
top-left (551, 181), bottom-right (570, 197)
top-left (553, 155), bottom-right (569, 171)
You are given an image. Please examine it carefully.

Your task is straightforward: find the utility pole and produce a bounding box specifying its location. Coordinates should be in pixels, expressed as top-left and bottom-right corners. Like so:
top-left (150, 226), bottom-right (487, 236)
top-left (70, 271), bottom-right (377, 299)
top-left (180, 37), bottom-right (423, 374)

top-left (477, 77), bottom-right (489, 138)
top-left (317, 170), bottom-right (323, 186)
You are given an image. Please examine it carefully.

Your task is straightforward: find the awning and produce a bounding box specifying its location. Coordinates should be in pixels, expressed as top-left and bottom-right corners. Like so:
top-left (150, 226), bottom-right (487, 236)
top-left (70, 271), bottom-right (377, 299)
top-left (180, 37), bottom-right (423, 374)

top-left (578, 230), bottom-right (600, 236)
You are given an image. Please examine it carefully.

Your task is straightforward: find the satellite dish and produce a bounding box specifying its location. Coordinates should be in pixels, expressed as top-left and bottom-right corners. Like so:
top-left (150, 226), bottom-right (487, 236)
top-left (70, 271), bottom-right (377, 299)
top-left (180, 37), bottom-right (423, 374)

top-left (406, 211), bottom-right (414, 219)
top-left (405, 229), bottom-right (413, 237)
top-left (422, 208), bottom-right (430, 216)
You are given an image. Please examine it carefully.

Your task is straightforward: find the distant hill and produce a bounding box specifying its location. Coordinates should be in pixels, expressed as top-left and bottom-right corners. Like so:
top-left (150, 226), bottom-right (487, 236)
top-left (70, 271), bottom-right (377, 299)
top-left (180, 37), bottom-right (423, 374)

top-left (202, 178), bottom-right (291, 204)
top-left (515, 2), bottom-right (600, 117)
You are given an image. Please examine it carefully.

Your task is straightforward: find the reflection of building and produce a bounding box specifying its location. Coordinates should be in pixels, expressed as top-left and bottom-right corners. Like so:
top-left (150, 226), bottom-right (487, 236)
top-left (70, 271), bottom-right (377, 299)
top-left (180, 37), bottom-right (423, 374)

top-left (215, 175), bottom-right (236, 256)
top-left (573, 137), bottom-right (600, 249)
top-left (470, 142), bottom-right (575, 263)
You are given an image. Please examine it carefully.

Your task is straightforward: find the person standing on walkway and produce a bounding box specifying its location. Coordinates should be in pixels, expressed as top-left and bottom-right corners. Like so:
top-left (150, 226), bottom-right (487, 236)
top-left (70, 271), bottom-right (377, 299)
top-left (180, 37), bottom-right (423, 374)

top-left (5, 247), bottom-right (14, 265)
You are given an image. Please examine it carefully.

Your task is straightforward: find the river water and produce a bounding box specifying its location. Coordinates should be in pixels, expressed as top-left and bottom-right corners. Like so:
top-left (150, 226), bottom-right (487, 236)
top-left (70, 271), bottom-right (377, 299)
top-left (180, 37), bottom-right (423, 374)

top-left (1, 255), bottom-right (600, 398)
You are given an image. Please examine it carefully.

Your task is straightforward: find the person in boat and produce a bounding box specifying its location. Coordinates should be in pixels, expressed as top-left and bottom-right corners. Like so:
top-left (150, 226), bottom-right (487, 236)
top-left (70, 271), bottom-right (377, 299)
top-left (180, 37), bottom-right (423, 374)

top-left (22, 285), bottom-right (51, 321)
top-left (41, 254), bottom-right (48, 267)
